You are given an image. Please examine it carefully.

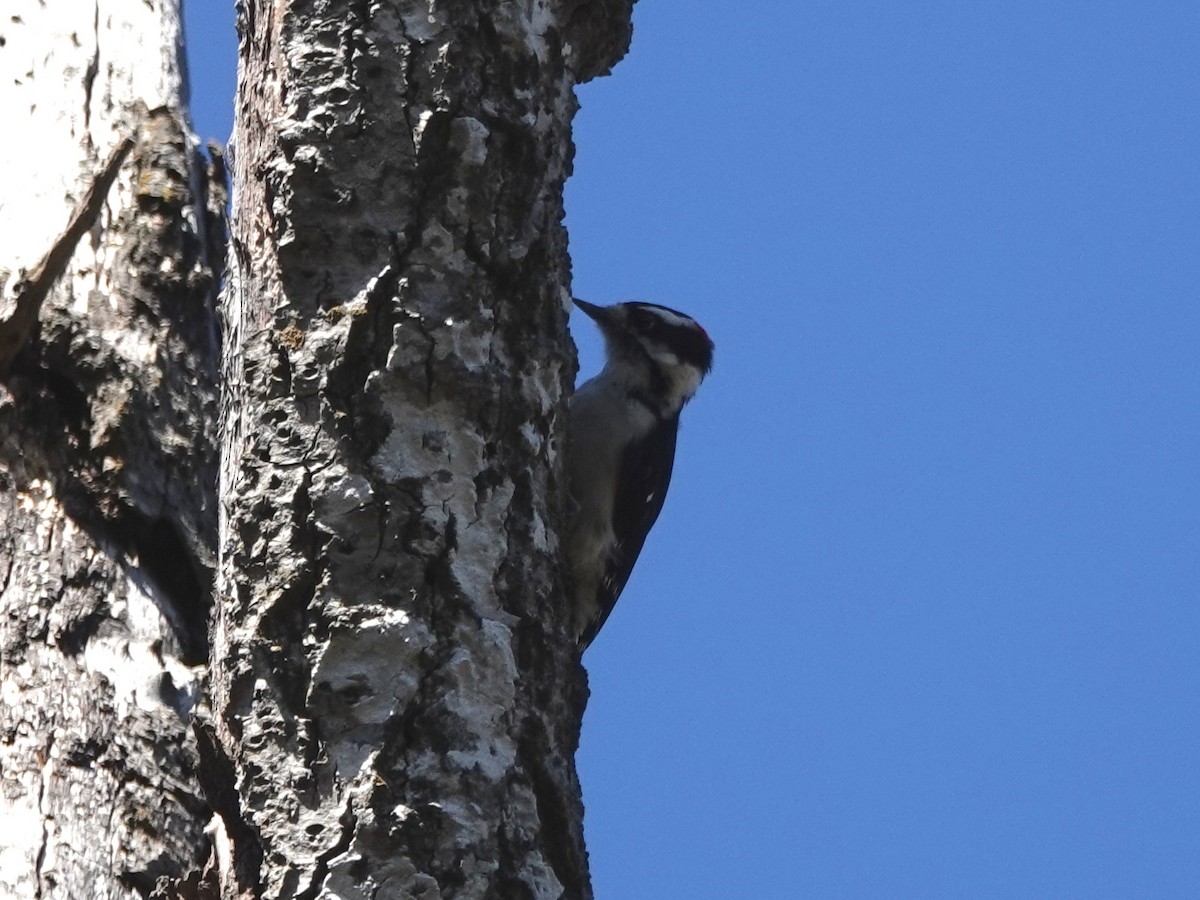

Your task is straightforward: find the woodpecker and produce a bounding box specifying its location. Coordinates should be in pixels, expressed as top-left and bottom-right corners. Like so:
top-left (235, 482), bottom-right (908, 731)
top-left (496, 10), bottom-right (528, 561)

top-left (565, 299), bottom-right (714, 650)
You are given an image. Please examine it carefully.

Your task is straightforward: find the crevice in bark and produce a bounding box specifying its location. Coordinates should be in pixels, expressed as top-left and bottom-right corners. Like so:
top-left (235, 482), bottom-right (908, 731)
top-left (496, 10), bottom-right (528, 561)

top-left (0, 544), bottom-right (14, 595)
top-left (50, 446), bottom-right (210, 662)
top-left (258, 555), bottom-right (323, 716)
top-left (201, 143), bottom-right (230, 279)
top-left (54, 602), bottom-right (108, 658)
top-left (33, 733), bottom-right (53, 900)
top-left (3, 362), bottom-right (211, 666)
top-left (192, 720), bottom-right (264, 896)
top-left (342, 0), bottom-right (372, 85)
top-left (252, 469), bottom-right (327, 726)
top-left (108, 508), bottom-right (209, 664)
top-left (82, 1), bottom-right (100, 136)
top-left (323, 253), bottom-right (404, 456)
top-left (295, 796), bottom-right (358, 900)
top-left (493, 826), bottom-right (538, 900)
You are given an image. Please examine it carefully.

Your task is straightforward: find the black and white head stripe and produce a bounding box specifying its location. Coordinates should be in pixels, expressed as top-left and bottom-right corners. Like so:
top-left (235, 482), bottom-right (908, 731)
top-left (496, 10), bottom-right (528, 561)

top-left (624, 302), bottom-right (714, 374)
top-left (566, 298), bottom-right (714, 650)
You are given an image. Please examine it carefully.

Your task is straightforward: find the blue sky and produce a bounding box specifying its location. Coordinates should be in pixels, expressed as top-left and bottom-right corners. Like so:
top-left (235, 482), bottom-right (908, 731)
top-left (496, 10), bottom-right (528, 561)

top-left (185, 2), bottom-right (1200, 896)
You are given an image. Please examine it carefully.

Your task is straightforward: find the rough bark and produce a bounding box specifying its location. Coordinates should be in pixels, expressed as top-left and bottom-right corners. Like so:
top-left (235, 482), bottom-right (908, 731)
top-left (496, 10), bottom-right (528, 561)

top-left (0, 1), bottom-right (223, 897)
top-left (209, 1), bottom-right (633, 898)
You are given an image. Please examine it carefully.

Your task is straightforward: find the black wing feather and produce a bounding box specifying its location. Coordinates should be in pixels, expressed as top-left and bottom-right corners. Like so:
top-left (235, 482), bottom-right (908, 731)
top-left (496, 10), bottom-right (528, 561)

top-left (579, 413), bottom-right (680, 648)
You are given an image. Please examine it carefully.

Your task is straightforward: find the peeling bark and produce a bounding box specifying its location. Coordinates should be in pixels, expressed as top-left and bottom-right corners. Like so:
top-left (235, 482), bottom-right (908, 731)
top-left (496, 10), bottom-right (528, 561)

top-left (0, 2), bottom-right (221, 897)
top-left (210, 1), bottom-right (634, 898)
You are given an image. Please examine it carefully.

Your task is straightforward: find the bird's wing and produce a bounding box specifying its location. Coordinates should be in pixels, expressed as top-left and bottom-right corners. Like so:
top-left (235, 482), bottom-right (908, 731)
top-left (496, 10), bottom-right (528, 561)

top-left (578, 413), bottom-right (679, 649)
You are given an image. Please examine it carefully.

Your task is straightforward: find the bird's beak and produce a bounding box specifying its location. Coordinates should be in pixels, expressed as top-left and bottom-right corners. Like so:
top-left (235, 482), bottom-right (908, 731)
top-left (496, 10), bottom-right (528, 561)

top-left (573, 298), bottom-right (608, 323)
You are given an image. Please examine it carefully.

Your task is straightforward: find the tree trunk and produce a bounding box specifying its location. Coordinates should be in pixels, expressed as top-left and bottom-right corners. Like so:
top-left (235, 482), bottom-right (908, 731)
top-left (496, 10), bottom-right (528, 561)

top-left (208, 1), bottom-right (633, 898)
top-left (1, 0), bottom-right (637, 896)
top-left (0, 1), bottom-right (222, 897)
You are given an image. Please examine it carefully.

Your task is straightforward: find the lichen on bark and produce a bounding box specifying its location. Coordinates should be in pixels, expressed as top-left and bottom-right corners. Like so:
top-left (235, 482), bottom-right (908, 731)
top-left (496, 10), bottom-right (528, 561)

top-left (1, 0), bottom-right (640, 896)
top-left (211, 1), bottom-right (636, 897)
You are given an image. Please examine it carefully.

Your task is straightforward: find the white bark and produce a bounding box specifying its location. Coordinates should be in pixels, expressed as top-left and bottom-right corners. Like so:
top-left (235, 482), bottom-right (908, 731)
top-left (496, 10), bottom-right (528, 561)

top-left (209, 1), bottom-right (635, 897)
top-left (0, 0), bottom-right (187, 271)
top-left (1, 0), bottom-right (642, 895)
top-left (0, 2), bottom-right (221, 897)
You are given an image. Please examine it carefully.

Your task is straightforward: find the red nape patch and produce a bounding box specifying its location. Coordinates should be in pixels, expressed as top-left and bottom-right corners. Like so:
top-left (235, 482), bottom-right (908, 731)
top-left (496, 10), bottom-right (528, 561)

top-left (694, 323), bottom-right (710, 341)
